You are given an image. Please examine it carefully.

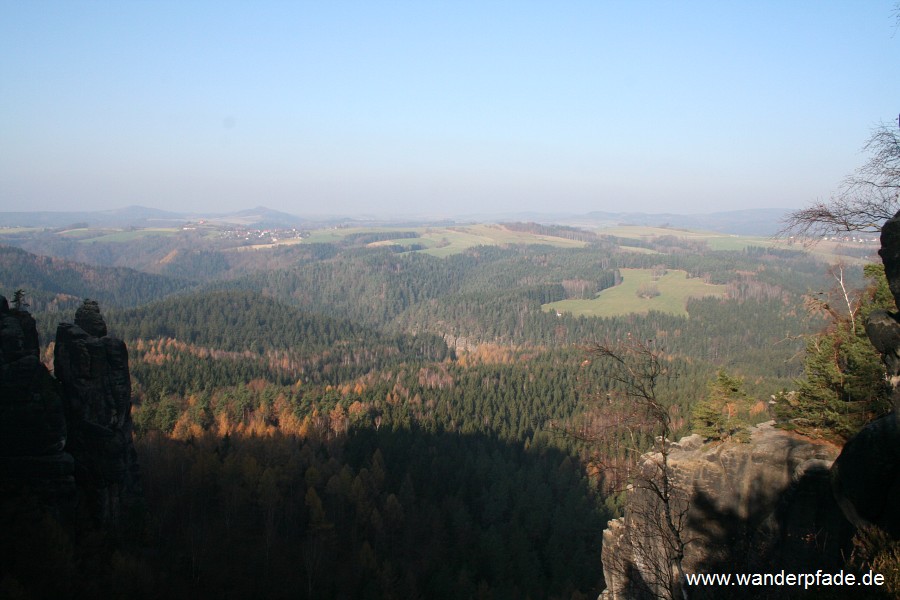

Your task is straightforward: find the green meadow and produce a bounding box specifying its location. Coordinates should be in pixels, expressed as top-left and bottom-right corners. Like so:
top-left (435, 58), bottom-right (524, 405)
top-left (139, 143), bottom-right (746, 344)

top-left (302, 224), bottom-right (587, 256)
top-left (543, 267), bottom-right (727, 318)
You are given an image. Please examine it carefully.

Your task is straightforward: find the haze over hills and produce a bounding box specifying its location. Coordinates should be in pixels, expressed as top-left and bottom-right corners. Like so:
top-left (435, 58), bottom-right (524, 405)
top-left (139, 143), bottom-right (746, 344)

top-left (0, 205), bottom-right (791, 236)
top-left (0, 205), bottom-right (307, 229)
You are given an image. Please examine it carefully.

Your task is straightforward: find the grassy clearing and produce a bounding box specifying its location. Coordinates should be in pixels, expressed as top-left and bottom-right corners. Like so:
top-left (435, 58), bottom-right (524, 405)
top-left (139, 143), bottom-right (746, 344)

top-left (300, 227), bottom-right (415, 244)
top-left (416, 225), bottom-right (586, 256)
top-left (0, 227), bottom-right (41, 234)
top-left (58, 228), bottom-right (105, 239)
top-left (237, 238), bottom-right (306, 250)
top-left (419, 226), bottom-right (510, 257)
top-left (543, 268), bottom-right (726, 318)
top-left (300, 224), bottom-right (587, 256)
top-left (617, 246), bottom-right (660, 255)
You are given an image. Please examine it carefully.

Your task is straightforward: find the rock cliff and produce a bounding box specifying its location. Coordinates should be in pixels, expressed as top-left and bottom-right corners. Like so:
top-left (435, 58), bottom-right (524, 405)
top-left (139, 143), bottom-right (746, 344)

top-left (600, 423), bottom-right (847, 599)
top-left (0, 297), bottom-right (139, 525)
top-left (833, 208), bottom-right (900, 541)
top-left (0, 295), bottom-right (74, 504)
top-left (602, 211), bottom-right (900, 598)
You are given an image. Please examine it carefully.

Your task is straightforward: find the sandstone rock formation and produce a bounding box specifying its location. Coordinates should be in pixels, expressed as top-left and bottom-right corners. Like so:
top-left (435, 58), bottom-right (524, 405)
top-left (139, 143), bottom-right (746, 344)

top-left (55, 300), bottom-right (140, 524)
top-left (833, 208), bottom-right (900, 541)
top-left (866, 211), bottom-right (900, 397)
top-left (0, 295), bottom-right (75, 504)
top-left (878, 211), bottom-right (900, 313)
top-left (600, 422), bottom-right (848, 599)
top-left (831, 412), bottom-right (900, 539)
top-left (0, 295), bottom-right (139, 525)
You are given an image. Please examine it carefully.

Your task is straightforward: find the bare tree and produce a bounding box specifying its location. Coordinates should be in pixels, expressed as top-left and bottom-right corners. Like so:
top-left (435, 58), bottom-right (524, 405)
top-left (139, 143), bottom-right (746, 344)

top-left (574, 338), bottom-right (692, 600)
top-left (781, 123), bottom-right (900, 237)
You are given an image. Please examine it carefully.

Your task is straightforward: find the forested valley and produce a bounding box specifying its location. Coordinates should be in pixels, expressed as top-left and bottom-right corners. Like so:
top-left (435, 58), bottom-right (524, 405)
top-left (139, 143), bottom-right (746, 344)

top-left (0, 224), bottom-right (884, 598)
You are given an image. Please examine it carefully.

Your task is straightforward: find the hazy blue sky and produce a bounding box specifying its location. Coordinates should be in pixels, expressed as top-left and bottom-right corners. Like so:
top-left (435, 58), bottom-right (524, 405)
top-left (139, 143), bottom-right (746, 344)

top-left (1, 1), bottom-right (898, 217)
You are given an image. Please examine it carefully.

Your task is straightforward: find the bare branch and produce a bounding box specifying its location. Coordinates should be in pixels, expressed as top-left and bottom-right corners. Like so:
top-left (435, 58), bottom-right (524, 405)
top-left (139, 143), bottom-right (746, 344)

top-left (573, 338), bottom-right (691, 599)
top-left (780, 123), bottom-right (900, 239)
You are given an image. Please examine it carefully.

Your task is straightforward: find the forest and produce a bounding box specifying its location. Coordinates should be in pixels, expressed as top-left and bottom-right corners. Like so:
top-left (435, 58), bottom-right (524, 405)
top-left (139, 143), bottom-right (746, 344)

top-left (0, 222), bottom-right (891, 598)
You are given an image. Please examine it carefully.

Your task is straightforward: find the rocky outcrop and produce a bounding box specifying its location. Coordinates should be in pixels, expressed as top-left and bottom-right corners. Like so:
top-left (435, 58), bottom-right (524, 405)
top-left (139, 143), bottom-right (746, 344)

top-left (867, 210), bottom-right (900, 394)
top-left (600, 423), bottom-right (848, 599)
top-left (834, 209), bottom-right (900, 542)
top-left (0, 296), bottom-right (139, 525)
top-left (832, 412), bottom-right (900, 538)
top-left (0, 295), bottom-right (75, 503)
top-left (878, 211), bottom-right (900, 312)
top-left (55, 300), bottom-right (140, 525)
top-left (601, 210), bottom-right (900, 598)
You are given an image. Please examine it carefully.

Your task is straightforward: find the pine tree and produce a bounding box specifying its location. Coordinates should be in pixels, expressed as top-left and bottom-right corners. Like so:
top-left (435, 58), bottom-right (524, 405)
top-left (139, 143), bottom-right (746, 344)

top-left (692, 371), bottom-right (751, 442)
top-left (12, 288), bottom-right (28, 310)
top-left (776, 264), bottom-right (894, 441)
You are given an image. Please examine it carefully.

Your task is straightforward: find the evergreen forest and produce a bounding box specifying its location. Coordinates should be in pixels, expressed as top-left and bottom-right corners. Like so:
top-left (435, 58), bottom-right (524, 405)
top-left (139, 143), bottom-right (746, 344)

top-left (0, 223), bottom-right (889, 599)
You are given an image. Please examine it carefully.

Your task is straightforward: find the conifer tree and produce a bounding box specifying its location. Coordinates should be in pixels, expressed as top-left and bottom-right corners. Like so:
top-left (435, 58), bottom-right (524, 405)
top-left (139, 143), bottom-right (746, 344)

top-left (692, 371), bottom-right (751, 442)
top-left (776, 264), bottom-right (894, 441)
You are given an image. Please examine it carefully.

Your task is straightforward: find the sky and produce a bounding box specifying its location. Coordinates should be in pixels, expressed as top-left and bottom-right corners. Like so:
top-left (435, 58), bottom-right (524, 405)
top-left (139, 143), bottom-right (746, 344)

top-left (1, 1), bottom-right (898, 218)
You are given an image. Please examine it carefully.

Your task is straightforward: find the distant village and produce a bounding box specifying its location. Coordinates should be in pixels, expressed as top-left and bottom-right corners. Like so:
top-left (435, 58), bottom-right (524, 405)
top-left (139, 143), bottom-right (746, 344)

top-left (180, 220), bottom-right (305, 245)
top-left (821, 234), bottom-right (879, 244)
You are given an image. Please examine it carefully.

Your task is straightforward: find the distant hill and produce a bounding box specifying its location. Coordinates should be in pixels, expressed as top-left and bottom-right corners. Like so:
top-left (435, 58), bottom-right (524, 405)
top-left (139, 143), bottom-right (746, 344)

top-left (1, 205), bottom-right (791, 236)
top-left (202, 206), bottom-right (307, 228)
top-left (0, 205), bottom-right (307, 229)
top-left (571, 208), bottom-right (790, 236)
top-left (0, 244), bottom-right (191, 308)
top-left (0, 205), bottom-right (187, 228)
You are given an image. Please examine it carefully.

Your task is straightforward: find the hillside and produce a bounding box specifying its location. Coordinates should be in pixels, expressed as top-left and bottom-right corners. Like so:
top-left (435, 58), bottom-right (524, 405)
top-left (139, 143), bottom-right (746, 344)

top-left (0, 244), bottom-right (191, 310)
top-left (2, 218), bottom-right (889, 599)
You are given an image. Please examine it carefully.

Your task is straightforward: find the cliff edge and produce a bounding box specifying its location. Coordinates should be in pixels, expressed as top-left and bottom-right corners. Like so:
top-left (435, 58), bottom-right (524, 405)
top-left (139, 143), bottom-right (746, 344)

top-left (600, 422), bottom-right (848, 599)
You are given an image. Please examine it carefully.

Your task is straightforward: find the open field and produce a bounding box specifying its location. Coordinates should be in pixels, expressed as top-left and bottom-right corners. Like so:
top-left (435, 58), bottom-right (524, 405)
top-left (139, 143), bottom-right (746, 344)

top-left (0, 227), bottom-right (42, 234)
top-left (301, 224), bottom-right (587, 256)
top-left (599, 225), bottom-right (772, 251)
top-left (58, 228), bottom-right (108, 239)
top-left (419, 225), bottom-right (587, 256)
top-left (239, 238), bottom-right (306, 250)
top-left (543, 267), bottom-right (727, 318)
top-left (598, 225), bottom-right (878, 263)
